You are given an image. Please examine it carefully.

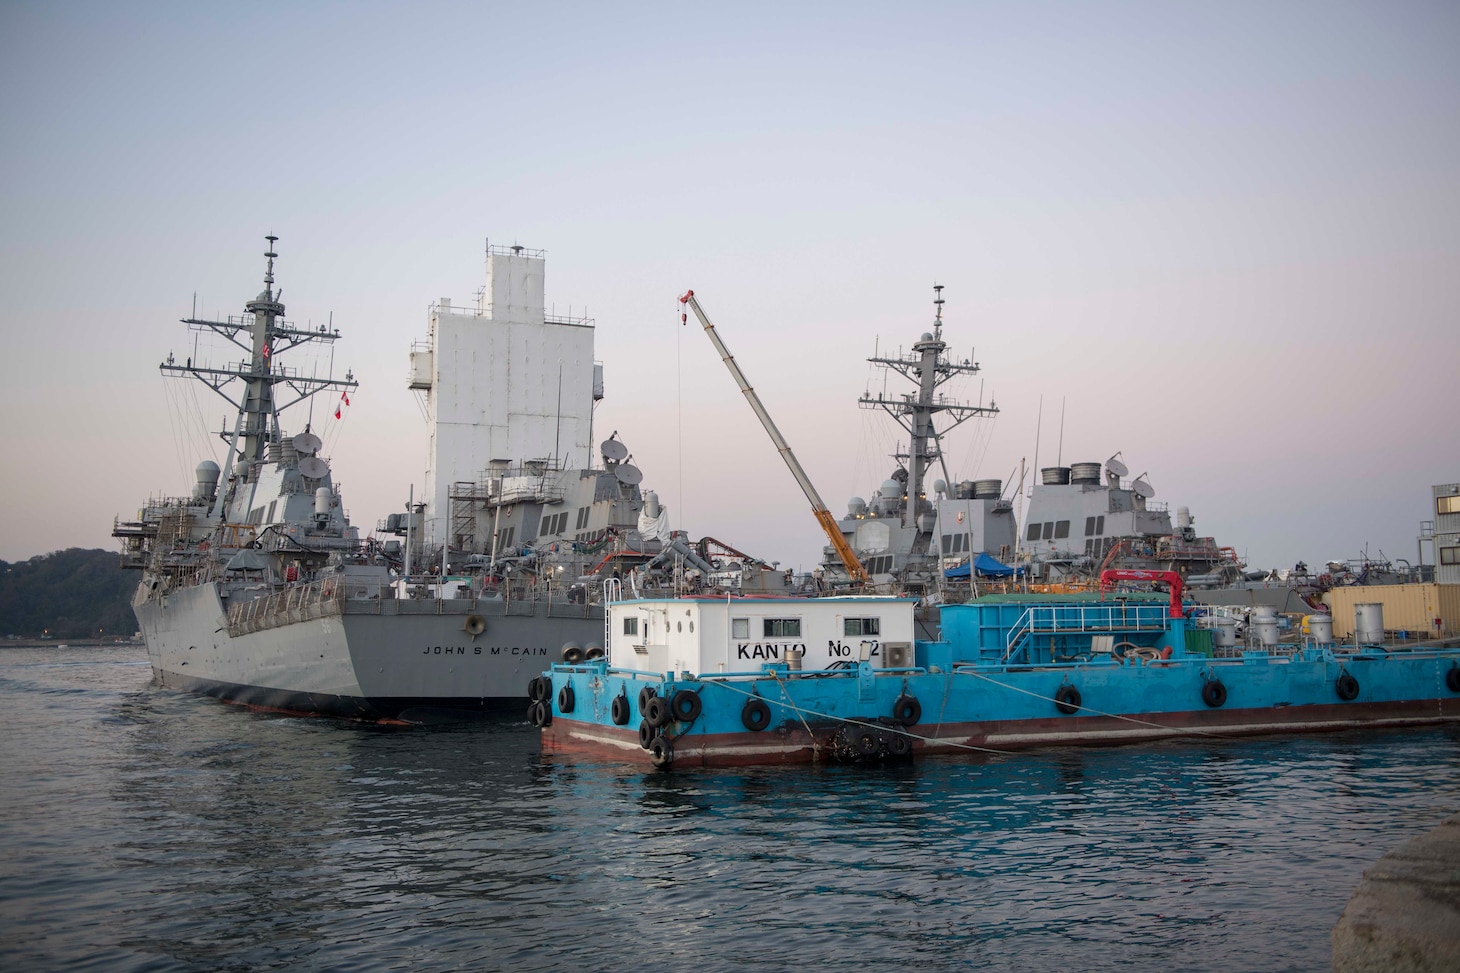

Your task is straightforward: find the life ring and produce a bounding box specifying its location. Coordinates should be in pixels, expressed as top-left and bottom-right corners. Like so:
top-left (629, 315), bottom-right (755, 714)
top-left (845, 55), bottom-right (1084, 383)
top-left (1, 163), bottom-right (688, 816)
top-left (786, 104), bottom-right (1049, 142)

top-left (637, 719), bottom-right (657, 749)
top-left (741, 697), bottom-right (771, 732)
top-left (892, 694), bottom-right (922, 726)
top-left (649, 736), bottom-right (674, 769)
top-left (557, 684), bottom-right (575, 713)
top-left (1202, 679), bottom-right (1228, 708)
top-left (887, 732), bottom-right (912, 758)
top-left (1446, 665), bottom-right (1460, 694)
top-left (671, 689), bottom-right (703, 722)
top-left (855, 728), bottom-right (880, 757)
top-left (1054, 685), bottom-right (1082, 715)
top-left (561, 643), bottom-right (584, 665)
top-left (1336, 672), bottom-right (1360, 701)
top-left (638, 686), bottom-right (658, 710)
top-left (644, 695), bottom-right (671, 728)
top-left (463, 615), bottom-right (486, 636)
top-left (611, 694), bottom-right (631, 726)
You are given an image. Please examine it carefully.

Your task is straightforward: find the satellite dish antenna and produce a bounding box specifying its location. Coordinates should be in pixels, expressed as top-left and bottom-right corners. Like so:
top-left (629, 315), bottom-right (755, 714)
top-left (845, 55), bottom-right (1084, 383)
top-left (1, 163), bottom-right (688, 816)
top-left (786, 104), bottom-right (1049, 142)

top-left (614, 463), bottom-right (643, 486)
top-left (1106, 454), bottom-right (1129, 478)
top-left (299, 457), bottom-right (329, 479)
top-left (1132, 477), bottom-right (1155, 499)
top-left (293, 432), bottom-right (323, 456)
top-left (600, 439), bottom-right (628, 463)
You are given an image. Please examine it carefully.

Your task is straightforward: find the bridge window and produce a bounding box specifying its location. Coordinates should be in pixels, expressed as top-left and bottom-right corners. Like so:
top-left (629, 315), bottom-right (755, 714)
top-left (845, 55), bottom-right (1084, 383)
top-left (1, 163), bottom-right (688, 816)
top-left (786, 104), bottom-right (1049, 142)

top-left (1054, 520), bottom-right (1070, 539)
top-left (1085, 516), bottom-right (1096, 536)
top-left (1096, 516), bottom-right (1105, 535)
top-left (763, 618), bottom-right (801, 638)
top-left (844, 617), bottom-right (880, 636)
top-left (1026, 522), bottom-right (1041, 541)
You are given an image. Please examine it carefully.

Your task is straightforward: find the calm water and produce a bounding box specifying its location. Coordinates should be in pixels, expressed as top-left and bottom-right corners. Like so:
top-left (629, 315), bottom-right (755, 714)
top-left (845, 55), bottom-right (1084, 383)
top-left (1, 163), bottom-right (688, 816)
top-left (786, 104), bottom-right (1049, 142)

top-left (2, 645), bottom-right (1458, 972)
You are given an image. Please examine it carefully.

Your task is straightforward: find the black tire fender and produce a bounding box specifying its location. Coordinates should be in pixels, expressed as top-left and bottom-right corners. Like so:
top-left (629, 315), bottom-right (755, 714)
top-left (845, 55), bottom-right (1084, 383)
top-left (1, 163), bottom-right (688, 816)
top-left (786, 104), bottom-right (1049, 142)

top-left (644, 695), bottom-right (671, 728)
top-left (741, 697), bottom-right (771, 732)
top-left (1202, 679), bottom-right (1227, 708)
top-left (671, 689), bottom-right (702, 723)
top-left (611, 694), bottom-right (631, 726)
top-left (1336, 672), bottom-right (1360, 701)
top-left (649, 735), bottom-right (674, 769)
top-left (1054, 685), bottom-right (1082, 715)
top-left (557, 684), bottom-right (575, 714)
top-left (893, 694), bottom-right (922, 726)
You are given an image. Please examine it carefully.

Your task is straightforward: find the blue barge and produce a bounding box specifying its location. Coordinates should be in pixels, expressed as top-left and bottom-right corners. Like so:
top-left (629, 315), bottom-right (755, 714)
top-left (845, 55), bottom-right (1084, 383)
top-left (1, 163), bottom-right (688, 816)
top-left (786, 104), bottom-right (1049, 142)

top-left (533, 591), bottom-right (1460, 770)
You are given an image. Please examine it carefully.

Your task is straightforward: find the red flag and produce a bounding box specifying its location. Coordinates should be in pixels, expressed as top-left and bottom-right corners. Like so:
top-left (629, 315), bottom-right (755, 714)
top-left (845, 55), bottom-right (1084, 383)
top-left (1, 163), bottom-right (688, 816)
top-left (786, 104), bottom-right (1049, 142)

top-left (334, 406), bottom-right (342, 420)
top-left (343, 392), bottom-right (350, 406)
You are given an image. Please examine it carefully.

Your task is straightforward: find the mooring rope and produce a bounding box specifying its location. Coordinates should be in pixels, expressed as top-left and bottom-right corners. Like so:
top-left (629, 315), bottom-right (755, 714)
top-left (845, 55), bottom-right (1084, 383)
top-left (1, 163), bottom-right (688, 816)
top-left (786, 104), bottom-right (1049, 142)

top-left (697, 675), bottom-right (1017, 756)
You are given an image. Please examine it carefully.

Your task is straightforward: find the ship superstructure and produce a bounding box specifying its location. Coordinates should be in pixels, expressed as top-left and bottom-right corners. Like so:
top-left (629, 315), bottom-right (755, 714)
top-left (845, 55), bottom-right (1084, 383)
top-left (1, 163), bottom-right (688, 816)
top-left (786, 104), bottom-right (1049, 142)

top-left (1019, 458), bottom-right (1243, 584)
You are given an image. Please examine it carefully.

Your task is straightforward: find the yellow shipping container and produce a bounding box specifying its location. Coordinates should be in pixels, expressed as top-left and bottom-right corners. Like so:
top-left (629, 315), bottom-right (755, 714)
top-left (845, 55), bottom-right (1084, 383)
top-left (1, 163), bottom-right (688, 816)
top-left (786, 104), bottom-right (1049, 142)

top-left (1321, 583), bottom-right (1460, 639)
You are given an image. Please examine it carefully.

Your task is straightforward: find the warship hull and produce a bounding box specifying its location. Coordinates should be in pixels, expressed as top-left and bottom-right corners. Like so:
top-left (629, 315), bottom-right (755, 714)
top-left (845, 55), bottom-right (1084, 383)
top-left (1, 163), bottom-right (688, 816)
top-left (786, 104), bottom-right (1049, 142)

top-left (136, 581), bottom-right (602, 720)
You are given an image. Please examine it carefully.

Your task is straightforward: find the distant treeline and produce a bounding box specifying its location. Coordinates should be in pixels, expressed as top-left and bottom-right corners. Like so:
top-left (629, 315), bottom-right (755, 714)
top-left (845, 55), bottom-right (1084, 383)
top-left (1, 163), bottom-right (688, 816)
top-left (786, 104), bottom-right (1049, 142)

top-left (0, 549), bottom-right (137, 639)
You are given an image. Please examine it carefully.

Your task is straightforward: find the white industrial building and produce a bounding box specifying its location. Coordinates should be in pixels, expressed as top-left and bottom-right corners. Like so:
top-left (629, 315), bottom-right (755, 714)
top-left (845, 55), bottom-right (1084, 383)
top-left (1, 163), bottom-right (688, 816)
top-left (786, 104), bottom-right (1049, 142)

top-left (411, 244), bottom-right (602, 547)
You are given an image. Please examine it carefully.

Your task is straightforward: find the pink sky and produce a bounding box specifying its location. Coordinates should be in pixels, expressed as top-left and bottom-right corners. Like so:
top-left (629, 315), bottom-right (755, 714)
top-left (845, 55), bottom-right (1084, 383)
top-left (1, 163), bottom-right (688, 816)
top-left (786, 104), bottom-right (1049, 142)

top-left (1, 1), bottom-right (1456, 572)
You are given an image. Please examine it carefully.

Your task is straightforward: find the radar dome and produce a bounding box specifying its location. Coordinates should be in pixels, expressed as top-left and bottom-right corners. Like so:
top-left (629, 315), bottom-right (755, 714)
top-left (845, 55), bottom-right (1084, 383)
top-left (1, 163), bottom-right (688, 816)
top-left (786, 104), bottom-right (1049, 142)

top-left (847, 497), bottom-right (866, 517)
top-left (933, 479), bottom-right (947, 496)
top-left (193, 460), bottom-right (221, 500)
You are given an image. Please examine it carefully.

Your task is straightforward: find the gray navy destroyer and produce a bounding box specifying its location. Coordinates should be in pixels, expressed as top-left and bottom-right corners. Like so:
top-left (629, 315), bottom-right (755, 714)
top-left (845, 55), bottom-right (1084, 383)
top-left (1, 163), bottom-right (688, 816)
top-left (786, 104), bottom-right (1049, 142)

top-left (115, 239), bottom-right (766, 720)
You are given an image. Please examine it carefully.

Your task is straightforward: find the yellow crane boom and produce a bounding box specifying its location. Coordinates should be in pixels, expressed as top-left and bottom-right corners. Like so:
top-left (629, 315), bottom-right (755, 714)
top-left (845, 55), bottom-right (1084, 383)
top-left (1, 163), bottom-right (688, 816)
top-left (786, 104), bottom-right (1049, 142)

top-left (678, 290), bottom-right (868, 585)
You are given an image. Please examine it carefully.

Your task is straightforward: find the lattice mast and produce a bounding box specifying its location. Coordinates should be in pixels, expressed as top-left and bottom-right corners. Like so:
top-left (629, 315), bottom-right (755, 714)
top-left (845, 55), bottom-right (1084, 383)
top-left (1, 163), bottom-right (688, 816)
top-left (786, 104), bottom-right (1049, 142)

top-left (162, 236), bottom-right (358, 518)
top-left (858, 285), bottom-right (998, 532)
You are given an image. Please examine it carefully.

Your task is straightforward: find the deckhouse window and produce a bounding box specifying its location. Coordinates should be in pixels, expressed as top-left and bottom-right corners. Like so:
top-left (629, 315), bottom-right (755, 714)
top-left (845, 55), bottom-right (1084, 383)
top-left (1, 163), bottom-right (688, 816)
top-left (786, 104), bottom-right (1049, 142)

top-left (622, 616), bottom-right (639, 636)
top-left (844, 617), bottom-right (881, 637)
top-left (732, 618), bottom-right (749, 639)
top-left (1441, 547), bottom-right (1460, 566)
top-left (763, 618), bottom-right (801, 638)
top-left (1440, 496), bottom-right (1460, 515)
